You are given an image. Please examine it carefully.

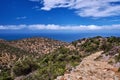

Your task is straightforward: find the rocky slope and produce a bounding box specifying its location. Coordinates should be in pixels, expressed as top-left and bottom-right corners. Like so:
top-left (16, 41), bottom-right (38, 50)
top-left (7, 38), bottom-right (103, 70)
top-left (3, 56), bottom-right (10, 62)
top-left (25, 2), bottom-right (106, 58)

top-left (55, 36), bottom-right (120, 80)
top-left (0, 37), bottom-right (72, 80)
top-left (0, 42), bottom-right (38, 80)
top-left (72, 36), bottom-right (120, 66)
top-left (72, 36), bottom-right (120, 53)
top-left (0, 36), bottom-right (120, 80)
top-left (9, 37), bottom-right (69, 54)
top-left (56, 51), bottom-right (120, 80)
top-left (0, 42), bottom-right (34, 68)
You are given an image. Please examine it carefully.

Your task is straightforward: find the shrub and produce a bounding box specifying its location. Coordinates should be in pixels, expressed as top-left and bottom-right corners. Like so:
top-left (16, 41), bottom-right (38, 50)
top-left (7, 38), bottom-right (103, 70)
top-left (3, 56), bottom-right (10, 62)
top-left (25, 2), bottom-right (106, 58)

top-left (24, 47), bottom-right (82, 80)
top-left (13, 58), bottom-right (38, 76)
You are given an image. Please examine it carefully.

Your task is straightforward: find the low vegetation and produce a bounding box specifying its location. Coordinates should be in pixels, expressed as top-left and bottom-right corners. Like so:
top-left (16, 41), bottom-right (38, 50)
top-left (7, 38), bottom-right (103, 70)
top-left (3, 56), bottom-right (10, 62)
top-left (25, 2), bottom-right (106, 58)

top-left (24, 47), bottom-right (82, 80)
top-left (0, 46), bottom-right (82, 80)
top-left (0, 36), bottom-right (120, 80)
top-left (72, 36), bottom-right (120, 53)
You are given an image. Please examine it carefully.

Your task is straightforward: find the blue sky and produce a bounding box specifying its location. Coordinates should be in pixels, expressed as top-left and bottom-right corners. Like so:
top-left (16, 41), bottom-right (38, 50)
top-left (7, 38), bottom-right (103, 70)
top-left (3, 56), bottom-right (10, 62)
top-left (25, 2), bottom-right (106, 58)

top-left (0, 0), bottom-right (120, 32)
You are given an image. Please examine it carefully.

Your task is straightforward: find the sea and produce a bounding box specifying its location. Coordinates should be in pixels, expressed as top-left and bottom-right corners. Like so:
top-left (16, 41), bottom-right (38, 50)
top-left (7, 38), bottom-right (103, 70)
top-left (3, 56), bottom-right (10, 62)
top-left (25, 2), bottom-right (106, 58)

top-left (0, 32), bottom-right (120, 42)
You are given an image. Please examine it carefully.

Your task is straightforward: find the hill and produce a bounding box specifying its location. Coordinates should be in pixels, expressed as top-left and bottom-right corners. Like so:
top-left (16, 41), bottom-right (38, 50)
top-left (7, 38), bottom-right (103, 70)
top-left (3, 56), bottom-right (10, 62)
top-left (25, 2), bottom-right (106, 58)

top-left (0, 36), bottom-right (120, 80)
top-left (0, 37), bottom-right (71, 80)
top-left (72, 36), bottom-right (120, 66)
top-left (8, 37), bottom-right (69, 54)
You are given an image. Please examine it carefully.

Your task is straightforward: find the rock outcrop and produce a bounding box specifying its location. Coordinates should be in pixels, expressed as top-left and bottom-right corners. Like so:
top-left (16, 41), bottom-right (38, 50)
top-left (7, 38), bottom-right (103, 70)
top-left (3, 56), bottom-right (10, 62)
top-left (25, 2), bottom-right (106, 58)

top-left (56, 51), bottom-right (120, 80)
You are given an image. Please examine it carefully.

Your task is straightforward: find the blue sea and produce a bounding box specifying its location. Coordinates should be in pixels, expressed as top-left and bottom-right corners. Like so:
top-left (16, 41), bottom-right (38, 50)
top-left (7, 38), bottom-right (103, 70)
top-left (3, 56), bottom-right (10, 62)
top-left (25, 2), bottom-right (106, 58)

top-left (0, 32), bottom-right (120, 42)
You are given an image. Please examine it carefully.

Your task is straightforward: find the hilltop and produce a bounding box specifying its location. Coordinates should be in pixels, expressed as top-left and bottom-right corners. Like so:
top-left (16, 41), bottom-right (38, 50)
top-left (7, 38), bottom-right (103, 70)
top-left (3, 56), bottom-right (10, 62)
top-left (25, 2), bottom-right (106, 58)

top-left (0, 36), bottom-right (120, 80)
top-left (8, 37), bottom-right (69, 54)
top-left (72, 36), bottom-right (120, 66)
top-left (0, 37), bottom-right (74, 80)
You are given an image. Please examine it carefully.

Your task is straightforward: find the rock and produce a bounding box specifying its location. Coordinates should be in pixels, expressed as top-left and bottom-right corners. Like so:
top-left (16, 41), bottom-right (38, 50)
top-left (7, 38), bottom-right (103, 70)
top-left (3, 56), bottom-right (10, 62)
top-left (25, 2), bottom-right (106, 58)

top-left (55, 51), bottom-right (120, 80)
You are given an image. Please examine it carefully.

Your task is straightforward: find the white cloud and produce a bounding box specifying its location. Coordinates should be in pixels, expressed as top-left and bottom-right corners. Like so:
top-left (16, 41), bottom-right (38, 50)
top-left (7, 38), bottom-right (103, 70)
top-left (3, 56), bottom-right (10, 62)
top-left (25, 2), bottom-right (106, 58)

top-left (28, 24), bottom-right (120, 30)
top-left (0, 24), bottom-right (120, 30)
top-left (28, 24), bottom-right (102, 30)
top-left (41, 0), bottom-right (73, 11)
top-left (38, 0), bottom-right (120, 17)
top-left (16, 16), bottom-right (27, 20)
top-left (0, 25), bottom-right (25, 30)
top-left (103, 24), bottom-right (120, 30)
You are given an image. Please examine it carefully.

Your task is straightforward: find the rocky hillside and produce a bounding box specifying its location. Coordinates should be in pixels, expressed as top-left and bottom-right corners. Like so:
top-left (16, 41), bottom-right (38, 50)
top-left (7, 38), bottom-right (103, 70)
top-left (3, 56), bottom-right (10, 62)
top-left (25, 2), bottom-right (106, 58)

top-left (0, 42), bottom-right (38, 80)
top-left (72, 36), bottom-right (120, 53)
top-left (55, 36), bottom-right (120, 80)
top-left (0, 36), bottom-right (120, 80)
top-left (0, 42), bottom-right (35, 67)
top-left (56, 51), bottom-right (120, 80)
top-left (0, 37), bottom-right (71, 80)
top-left (9, 37), bottom-right (69, 54)
top-left (72, 36), bottom-right (120, 65)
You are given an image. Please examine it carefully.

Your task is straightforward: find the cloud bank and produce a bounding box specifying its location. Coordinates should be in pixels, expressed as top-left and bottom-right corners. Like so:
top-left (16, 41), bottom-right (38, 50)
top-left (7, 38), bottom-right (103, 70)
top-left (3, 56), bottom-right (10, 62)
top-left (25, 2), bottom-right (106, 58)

top-left (31, 0), bottom-right (120, 17)
top-left (0, 24), bottom-right (120, 31)
top-left (0, 25), bottom-right (25, 30)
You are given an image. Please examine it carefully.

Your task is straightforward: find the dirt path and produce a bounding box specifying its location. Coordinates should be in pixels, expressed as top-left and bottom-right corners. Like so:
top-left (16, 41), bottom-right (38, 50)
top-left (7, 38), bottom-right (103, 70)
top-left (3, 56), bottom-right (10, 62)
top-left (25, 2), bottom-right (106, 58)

top-left (55, 51), bottom-right (119, 80)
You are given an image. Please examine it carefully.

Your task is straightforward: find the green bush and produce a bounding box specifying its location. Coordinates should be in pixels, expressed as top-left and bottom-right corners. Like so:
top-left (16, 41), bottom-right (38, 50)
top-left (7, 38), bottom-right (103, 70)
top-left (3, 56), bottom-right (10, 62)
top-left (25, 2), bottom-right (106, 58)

top-left (24, 47), bottom-right (82, 80)
top-left (13, 58), bottom-right (38, 76)
top-left (0, 70), bottom-right (13, 80)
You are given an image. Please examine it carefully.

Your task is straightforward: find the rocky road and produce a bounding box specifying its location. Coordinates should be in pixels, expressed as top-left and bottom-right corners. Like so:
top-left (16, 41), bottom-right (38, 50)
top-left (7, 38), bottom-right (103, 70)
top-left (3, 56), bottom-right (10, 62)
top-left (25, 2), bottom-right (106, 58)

top-left (56, 51), bottom-right (120, 80)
